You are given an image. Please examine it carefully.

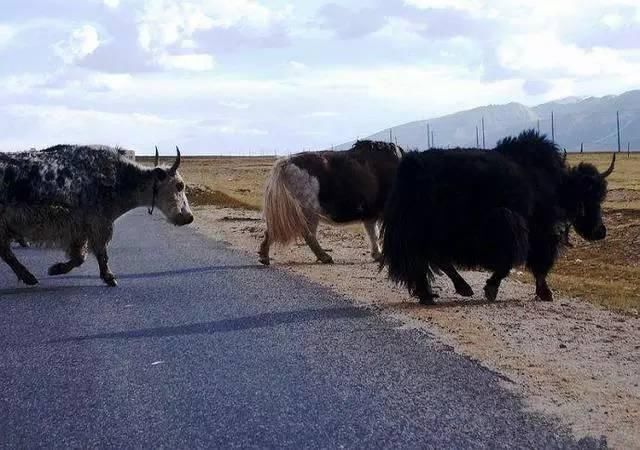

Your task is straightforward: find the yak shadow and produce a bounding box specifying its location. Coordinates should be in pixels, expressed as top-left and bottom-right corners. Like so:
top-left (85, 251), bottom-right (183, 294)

top-left (0, 284), bottom-right (107, 297)
top-left (50, 306), bottom-right (370, 343)
top-left (56, 264), bottom-right (264, 281)
top-left (390, 296), bottom-right (528, 311)
top-left (276, 260), bottom-right (377, 268)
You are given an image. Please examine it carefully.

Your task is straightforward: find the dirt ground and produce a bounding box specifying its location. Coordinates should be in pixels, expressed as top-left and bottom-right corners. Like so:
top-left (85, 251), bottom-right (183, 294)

top-left (191, 204), bottom-right (640, 449)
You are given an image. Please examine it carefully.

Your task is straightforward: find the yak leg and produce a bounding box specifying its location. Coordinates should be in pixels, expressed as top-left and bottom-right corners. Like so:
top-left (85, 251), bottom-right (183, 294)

top-left (0, 240), bottom-right (38, 285)
top-left (49, 239), bottom-right (88, 276)
top-left (258, 231), bottom-right (271, 266)
top-left (89, 224), bottom-right (117, 287)
top-left (363, 219), bottom-right (381, 261)
top-left (303, 218), bottom-right (333, 264)
top-left (16, 237), bottom-right (28, 248)
top-left (482, 208), bottom-right (528, 302)
top-left (411, 269), bottom-right (438, 305)
top-left (527, 228), bottom-right (559, 302)
top-left (438, 262), bottom-right (474, 297)
top-left (484, 268), bottom-right (511, 302)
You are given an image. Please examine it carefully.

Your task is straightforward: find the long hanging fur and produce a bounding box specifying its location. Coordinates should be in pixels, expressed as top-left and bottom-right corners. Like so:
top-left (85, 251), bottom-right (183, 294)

top-left (262, 159), bottom-right (310, 245)
top-left (380, 153), bottom-right (434, 294)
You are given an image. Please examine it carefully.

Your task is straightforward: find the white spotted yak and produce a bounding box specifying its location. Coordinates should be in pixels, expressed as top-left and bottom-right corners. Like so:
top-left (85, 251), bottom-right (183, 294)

top-left (0, 145), bottom-right (193, 287)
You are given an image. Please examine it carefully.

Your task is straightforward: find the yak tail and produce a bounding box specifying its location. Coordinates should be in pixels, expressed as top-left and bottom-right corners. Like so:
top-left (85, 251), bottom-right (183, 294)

top-left (263, 158), bottom-right (310, 245)
top-left (380, 153), bottom-right (434, 293)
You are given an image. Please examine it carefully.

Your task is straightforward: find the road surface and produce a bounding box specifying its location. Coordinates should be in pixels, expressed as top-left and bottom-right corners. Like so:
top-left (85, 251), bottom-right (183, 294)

top-left (0, 211), bottom-right (606, 448)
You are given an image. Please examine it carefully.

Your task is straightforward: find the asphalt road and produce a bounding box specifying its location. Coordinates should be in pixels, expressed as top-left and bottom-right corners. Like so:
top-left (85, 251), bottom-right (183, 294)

top-left (0, 210), bottom-right (606, 449)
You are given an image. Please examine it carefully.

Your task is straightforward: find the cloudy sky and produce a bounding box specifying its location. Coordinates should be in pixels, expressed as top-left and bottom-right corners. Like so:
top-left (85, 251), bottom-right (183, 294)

top-left (1, 0), bottom-right (639, 154)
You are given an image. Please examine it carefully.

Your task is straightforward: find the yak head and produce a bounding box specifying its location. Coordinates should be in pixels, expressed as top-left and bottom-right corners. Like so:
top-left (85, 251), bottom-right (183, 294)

top-left (150, 147), bottom-right (194, 226)
top-left (562, 154), bottom-right (615, 241)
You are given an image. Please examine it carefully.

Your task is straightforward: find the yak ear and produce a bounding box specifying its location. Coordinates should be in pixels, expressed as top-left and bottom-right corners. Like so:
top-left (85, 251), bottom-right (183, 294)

top-left (152, 167), bottom-right (167, 181)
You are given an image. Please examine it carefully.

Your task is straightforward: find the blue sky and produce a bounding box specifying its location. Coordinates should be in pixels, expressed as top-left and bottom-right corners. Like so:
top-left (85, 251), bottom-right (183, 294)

top-left (1, 0), bottom-right (639, 154)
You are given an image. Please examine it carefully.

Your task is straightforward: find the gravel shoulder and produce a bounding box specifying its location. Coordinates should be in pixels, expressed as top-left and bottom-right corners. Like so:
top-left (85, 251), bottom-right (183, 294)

top-left (193, 205), bottom-right (640, 449)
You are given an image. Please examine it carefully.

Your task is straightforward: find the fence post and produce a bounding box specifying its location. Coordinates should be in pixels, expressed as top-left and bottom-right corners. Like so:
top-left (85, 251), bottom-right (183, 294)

top-left (617, 111), bottom-right (621, 153)
top-left (580, 142), bottom-right (583, 154)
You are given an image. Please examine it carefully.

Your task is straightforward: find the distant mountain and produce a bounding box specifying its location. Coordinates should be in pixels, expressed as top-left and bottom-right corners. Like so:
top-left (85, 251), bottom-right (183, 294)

top-left (338, 90), bottom-right (640, 151)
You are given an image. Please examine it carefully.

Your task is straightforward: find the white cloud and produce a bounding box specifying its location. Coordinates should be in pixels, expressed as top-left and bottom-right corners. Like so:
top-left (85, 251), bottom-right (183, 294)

top-left (54, 25), bottom-right (101, 64)
top-left (136, 0), bottom-right (287, 54)
top-left (404, 0), bottom-right (483, 12)
top-left (0, 25), bottom-right (16, 47)
top-left (497, 32), bottom-right (640, 78)
top-left (103, 0), bottom-right (120, 9)
top-left (601, 13), bottom-right (624, 29)
top-left (157, 53), bottom-right (216, 71)
top-left (288, 61), bottom-right (307, 71)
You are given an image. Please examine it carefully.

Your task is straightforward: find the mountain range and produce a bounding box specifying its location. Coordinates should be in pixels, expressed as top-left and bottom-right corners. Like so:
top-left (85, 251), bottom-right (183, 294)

top-left (338, 90), bottom-right (640, 152)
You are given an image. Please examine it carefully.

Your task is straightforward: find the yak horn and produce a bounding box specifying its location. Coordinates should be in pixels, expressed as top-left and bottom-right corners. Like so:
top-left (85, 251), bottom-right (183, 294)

top-left (601, 153), bottom-right (616, 178)
top-left (169, 146), bottom-right (181, 175)
top-left (154, 146), bottom-right (160, 167)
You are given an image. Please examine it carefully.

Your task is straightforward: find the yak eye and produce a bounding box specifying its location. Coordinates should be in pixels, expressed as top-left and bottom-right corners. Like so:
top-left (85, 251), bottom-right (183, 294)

top-left (176, 181), bottom-right (185, 192)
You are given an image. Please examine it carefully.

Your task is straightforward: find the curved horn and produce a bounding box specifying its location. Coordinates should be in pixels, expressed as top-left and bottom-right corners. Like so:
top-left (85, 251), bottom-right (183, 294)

top-left (169, 146), bottom-right (181, 175)
top-left (154, 146), bottom-right (160, 167)
top-left (601, 153), bottom-right (616, 179)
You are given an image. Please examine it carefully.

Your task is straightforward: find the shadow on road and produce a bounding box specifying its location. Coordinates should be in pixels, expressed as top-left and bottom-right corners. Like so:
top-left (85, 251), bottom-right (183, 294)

top-left (55, 264), bottom-right (264, 281)
top-left (50, 306), bottom-right (370, 343)
top-left (0, 284), bottom-right (106, 297)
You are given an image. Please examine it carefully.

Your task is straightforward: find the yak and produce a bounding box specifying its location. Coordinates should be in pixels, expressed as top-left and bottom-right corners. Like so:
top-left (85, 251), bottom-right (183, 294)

top-left (258, 140), bottom-right (474, 297)
top-left (259, 140), bottom-right (405, 265)
top-left (380, 130), bottom-right (614, 304)
top-left (0, 145), bottom-right (193, 287)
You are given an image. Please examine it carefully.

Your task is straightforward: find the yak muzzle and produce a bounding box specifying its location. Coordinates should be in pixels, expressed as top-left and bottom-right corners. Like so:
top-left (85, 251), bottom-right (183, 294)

top-left (173, 213), bottom-right (194, 226)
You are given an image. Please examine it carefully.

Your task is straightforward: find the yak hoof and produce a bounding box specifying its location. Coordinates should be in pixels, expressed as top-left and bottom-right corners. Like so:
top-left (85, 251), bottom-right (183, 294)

top-left (484, 284), bottom-right (499, 302)
top-left (258, 255), bottom-right (270, 266)
top-left (319, 254), bottom-right (334, 264)
top-left (417, 291), bottom-right (439, 305)
top-left (456, 283), bottom-right (475, 298)
top-left (418, 295), bottom-right (438, 305)
top-left (536, 286), bottom-right (553, 302)
top-left (21, 272), bottom-right (39, 286)
top-left (102, 274), bottom-right (118, 287)
top-left (48, 263), bottom-right (70, 276)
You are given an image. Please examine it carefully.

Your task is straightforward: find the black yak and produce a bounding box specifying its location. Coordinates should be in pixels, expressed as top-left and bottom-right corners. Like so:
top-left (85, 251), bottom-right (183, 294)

top-left (0, 146), bottom-right (193, 287)
top-left (381, 130), bottom-right (614, 304)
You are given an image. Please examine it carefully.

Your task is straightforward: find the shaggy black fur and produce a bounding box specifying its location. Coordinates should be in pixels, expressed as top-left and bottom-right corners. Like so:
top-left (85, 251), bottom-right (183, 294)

top-left (381, 130), bottom-right (612, 304)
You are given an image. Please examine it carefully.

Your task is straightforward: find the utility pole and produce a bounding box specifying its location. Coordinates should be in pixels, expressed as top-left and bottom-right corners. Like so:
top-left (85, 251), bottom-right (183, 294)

top-left (389, 128), bottom-right (393, 144)
top-left (431, 130), bottom-right (435, 149)
top-left (481, 117), bottom-right (486, 149)
top-left (427, 124), bottom-right (431, 149)
top-left (551, 111), bottom-right (555, 144)
top-left (628, 142), bottom-right (631, 158)
top-left (617, 111), bottom-right (621, 153)
top-left (537, 119), bottom-right (540, 134)
top-left (476, 125), bottom-right (480, 147)
top-left (580, 142), bottom-right (584, 154)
